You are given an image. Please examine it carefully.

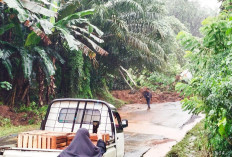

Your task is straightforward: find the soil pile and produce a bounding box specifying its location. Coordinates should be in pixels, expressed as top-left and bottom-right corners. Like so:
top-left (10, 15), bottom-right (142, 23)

top-left (111, 89), bottom-right (183, 104)
top-left (0, 105), bottom-right (37, 126)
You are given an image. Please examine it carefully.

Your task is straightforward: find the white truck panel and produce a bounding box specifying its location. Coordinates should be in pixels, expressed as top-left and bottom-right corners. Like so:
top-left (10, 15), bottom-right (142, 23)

top-left (2, 149), bottom-right (61, 157)
top-left (45, 101), bottom-right (113, 137)
top-left (103, 146), bottom-right (117, 157)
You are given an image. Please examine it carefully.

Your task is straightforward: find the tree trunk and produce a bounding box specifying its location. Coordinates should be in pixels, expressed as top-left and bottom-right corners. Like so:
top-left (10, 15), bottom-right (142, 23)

top-left (119, 69), bottom-right (134, 91)
top-left (38, 67), bottom-right (45, 107)
top-left (120, 66), bottom-right (137, 88)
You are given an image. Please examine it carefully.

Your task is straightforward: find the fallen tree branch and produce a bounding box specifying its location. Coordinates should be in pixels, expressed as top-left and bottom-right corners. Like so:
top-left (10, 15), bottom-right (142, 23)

top-left (119, 69), bottom-right (134, 91)
top-left (120, 66), bottom-right (137, 87)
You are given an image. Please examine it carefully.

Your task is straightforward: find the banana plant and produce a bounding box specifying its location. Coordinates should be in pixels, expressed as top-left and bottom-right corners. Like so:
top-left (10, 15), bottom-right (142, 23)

top-left (0, 0), bottom-right (107, 106)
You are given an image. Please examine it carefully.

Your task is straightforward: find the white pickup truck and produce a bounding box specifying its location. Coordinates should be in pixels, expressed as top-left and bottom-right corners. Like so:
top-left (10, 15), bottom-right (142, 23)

top-left (0, 98), bottom-right (128, 157)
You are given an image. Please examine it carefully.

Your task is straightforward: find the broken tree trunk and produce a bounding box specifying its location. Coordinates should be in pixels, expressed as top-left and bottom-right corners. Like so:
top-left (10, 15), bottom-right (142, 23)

top-left (119, 69), bottom-right (134, 91)
top-left (120, 66), bottom-right (137, 88)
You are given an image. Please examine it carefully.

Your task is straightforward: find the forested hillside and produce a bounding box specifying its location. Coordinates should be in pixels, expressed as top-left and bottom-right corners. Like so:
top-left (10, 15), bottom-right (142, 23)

top-left (0, 0), bottom-right (216, 108)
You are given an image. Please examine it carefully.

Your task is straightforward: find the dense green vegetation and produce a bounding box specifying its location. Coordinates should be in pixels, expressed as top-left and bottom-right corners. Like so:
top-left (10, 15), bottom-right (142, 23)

top-left (176, 0), bottom-right (232, 155)
top-left (0, 0), bottom-right (194, 108)
top-left (0, 0), bottom-right (108, 107)
top-left (0, 0), bottom-right (217, 123)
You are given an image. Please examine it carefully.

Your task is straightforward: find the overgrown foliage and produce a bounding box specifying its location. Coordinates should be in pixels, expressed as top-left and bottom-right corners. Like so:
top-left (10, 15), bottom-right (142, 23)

top-left (0, 0), bottom-right (210, 109)
top-left (80, 0), bottom-right (188, 91)
top-left (176, 7), bottom-right (232, 155)
top-left (0, 0), bottom-right (107, 107)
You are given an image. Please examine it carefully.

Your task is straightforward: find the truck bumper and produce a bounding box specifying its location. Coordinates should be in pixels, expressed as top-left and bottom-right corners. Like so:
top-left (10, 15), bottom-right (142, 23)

top-left (2, 149), bottom-right (61, 157)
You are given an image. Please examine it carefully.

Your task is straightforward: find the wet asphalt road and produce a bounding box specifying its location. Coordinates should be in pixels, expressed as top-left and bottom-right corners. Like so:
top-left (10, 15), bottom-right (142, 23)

top-left (118, 101), bottom-right (204, 157)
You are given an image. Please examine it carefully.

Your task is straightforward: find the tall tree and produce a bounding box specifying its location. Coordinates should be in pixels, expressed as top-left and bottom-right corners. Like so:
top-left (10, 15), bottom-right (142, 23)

top-left (79, 0), bottom-right (187, 90)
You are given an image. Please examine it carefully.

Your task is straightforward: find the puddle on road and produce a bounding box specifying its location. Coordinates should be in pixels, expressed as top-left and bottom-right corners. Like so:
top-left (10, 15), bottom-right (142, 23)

top-left (124, 132), bottom-right (174, 157)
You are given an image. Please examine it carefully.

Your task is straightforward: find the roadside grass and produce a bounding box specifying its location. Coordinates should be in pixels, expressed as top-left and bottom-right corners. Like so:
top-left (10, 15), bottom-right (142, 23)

top-left (166, 120), bottom-right (212, 157)
top-left (0, 124), bottom-right (40, 138)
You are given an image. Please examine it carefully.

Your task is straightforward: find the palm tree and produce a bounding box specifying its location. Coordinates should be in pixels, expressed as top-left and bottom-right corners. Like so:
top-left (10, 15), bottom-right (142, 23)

top-left (77, 0), bottom-right (187, 90)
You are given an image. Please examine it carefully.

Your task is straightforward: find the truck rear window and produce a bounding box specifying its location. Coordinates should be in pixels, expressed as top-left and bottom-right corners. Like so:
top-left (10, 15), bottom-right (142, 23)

top-left (58, 108), bottom-right (101, 124)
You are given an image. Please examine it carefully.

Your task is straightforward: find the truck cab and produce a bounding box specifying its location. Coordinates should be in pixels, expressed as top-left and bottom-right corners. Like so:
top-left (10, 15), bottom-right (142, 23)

top-left (0, 98), bottom-right (128, 157)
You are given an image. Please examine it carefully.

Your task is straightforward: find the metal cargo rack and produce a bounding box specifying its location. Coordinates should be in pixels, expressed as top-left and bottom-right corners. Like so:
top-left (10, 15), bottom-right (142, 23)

top-left (41, 99), bottom-right (116, 143)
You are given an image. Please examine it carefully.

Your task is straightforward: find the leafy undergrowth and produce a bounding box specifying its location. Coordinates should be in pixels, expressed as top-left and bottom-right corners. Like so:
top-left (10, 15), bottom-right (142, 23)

top-left (166, 120), bottom-right (212, 157)
top-left (0, 124), bottom-right (39, 138)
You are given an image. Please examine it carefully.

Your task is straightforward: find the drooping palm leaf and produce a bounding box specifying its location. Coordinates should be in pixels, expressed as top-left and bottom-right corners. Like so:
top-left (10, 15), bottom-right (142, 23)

top-left (55, 9), bottom-right (95, 26)
top-left (69, 18), bottom-right (104, 37)
top-left (73, 30), bottom-right (108, 55)
top-left (55, 26), bottom-right (79, 51)
top-left (3, 0), bottom-right (29, 22)
top-left (21, 0), bottom-right (57, 17)
top-left (0, 23), bottom-right (15, 35)
top-left (105, 0), bottom-right (143, 14)
top-left (34, 47), bottom-right (55, 77)
top-left (70, 25), bottom-right (104, 43)
top-left (0, 48), bottom-right (15, 78)
top-left (19, 48), bottom-right (33, 79)
top-left (25, 32), bottom-right (41, 47)
top-left (58, 0), bottom-right (80, 20)
top-left (39, 19), bottom-right (54, 35)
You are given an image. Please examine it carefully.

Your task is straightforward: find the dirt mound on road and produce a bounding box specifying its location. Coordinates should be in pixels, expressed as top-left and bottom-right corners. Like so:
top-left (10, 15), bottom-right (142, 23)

top-left (111, 90), bottom-right (183, 104)
top-left (0, 105), bottom-right (37, 126)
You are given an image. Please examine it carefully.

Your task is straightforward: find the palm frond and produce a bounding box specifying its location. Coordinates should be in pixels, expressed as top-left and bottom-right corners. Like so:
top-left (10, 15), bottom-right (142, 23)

top-left (104, 18), bottom-right (128, 40)
top-left (55, 26), bottom-right (79, 51)
top-left (58, 0), bottom-right (80, 20)
top-left (105, 0), bottom-right (143, 13)
top-left (39, 19), bottom-right (54, 35)
top-left (19, 48), bottom-right (33, 79)
top-left (126, 34), bottom-right (151, 54)
top-left (45, 48), bottom-right (65, 64)
top-left (34, 47), bottom-right (55, 77)
top-left (3, 0), bottom-right (29, 22)
top-left (55, 9), bottom-right (95, 26)
top-left (0, 23), bottom-right (15, 35)
top-left (70, 25), bottom-right (104, 43)
top-left (73, 30), bottom-right (108, 56)
top-left (69, 18), bottom-right (104, 38)
top-left (0, 48), bottom-right (15, 78)
top-left (25, 32), bottom-right (41, 47)
top-left (21, 0), bottom-right (57, 17)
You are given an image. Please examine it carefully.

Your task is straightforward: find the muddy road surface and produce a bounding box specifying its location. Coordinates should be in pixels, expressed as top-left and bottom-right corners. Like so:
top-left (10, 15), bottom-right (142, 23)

top-left (118, 101), bottom-right (204, 157)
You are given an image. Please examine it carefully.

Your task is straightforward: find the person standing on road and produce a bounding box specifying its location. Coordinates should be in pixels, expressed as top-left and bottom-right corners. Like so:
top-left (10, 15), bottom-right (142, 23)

top-left (143, 88), bottom-right (152, 110)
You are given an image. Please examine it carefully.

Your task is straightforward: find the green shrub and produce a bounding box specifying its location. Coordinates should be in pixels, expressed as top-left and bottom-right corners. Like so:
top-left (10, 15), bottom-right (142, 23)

top-left (176, 10), bottom-right (232, 155)
top-left (136, 71), bottom-right (176, 91)
top-left (16, 102), bottom-right (48, 122)
top-left (0, 116), bottom-right (11, 127)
